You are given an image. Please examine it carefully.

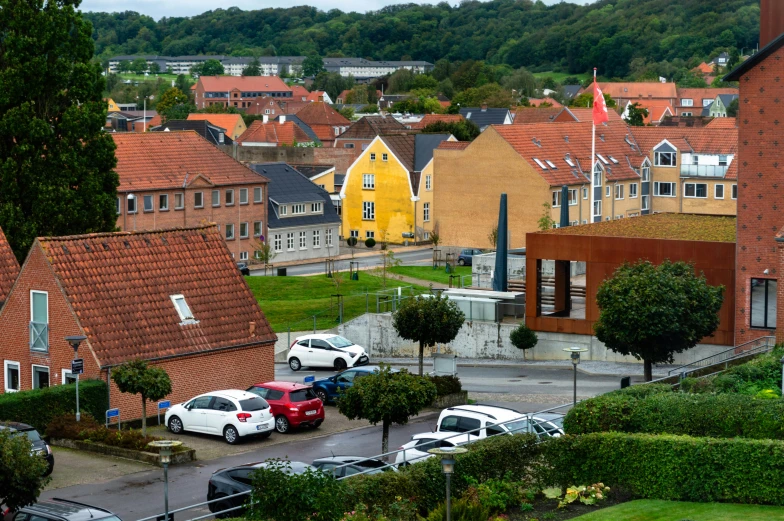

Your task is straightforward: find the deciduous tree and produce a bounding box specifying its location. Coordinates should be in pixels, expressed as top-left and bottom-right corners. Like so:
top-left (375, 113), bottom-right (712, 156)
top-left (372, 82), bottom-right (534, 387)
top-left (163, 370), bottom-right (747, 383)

top-left (421, 120), bottom-right (480, 141)
top-left (302, 54), bottom-right (325, 77)
top-left (111, 360), bottom-right (172, 436)
top-left (0, 430), bottom-right (50, 512)
top-left (626, 102), bottom-right (649, 126)
top-left (156, 87), bottom-right (192, 122)
top-left (243, 57), bottom-right (262, 76)
top-left (337, 365), bottom-right (437, 455)
top-left (595, 260), bottom-right (724, 381)
top-left (392, 294), bottom-right (465, 376)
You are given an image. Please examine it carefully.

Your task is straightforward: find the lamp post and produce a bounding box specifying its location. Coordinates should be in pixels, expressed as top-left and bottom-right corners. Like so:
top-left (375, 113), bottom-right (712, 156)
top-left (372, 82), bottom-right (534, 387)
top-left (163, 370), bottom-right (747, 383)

top-left (65, 335), bottom-right (87, 421)
top-left (563, 346), bottom-right (588, 406)
top-left (780, 356), bottom-right (784, 396)
top-left (148, 440), bottom-right (182, 521)
top-left (428, 446), bottom-right (468, 521)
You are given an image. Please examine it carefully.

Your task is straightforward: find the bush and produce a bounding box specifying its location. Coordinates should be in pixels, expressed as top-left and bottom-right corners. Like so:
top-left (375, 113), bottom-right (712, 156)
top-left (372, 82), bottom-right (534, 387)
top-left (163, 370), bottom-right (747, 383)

top-left (564, 388), bottom-right (784, 439)
top-left (347, 237), bottom-right (358, 247)
top-left (426, 375), bottom-right (462, 396)
top-left (425, 499), bottom-right (489, 521)
top-left (0, 379), bottom-right (108, 432)
top-left (682, 347), bottom-right (784, 396)
top-left (365, 238), bottom-right (376, 248)
top-left (509, 323), bottom-right (537, 351)
top-left (46, 413), bottom-right (186, 453)
top-left (542, 432), bottom-right (784, 505)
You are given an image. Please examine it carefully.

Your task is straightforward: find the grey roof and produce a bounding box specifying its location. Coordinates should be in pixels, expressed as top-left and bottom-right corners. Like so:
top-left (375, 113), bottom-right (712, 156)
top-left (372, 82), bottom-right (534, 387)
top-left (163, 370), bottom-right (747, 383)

top-left (563, 85), bottom-right (582, 99)
top-left (149, 119), bottom-right (234, 146)
top-left (289, 164), bottom-right (334, 179)
top-left (459, 107), bottom-right (510, 128)
top-left (248, 163), bottom-right (341, 230)
top-left (273, 115), bottom-right (320, 143)
top-left (334, 174), bottom-right (346, 185)
top-left (414, 134), bottom-right (451, 172)
top-left (718, 94), bottom-right (738, 107)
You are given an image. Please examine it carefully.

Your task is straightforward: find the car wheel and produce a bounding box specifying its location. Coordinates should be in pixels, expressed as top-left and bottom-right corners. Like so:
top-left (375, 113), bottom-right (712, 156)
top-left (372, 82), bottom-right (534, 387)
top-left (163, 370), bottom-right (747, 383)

top-left (334, 357), bottom-right (347, 371)
top-left (211, 495), bottom-right (233, 518)
top-left (458, 258), bottom-right (466, 266)
top-left (316, 389), bottom-right (328, 403)
top-left (168, 416), bottom-right (184, 434)
top-left (223, 425), bottom-right (240, 445)
top-left (275, 415), bottom-right (290, 433)
top-left (289, 357), bottom-right (302, 371)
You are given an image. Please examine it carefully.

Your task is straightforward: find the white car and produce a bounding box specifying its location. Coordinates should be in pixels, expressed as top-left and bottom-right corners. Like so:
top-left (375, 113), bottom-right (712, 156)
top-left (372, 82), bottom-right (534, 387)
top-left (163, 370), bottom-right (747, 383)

top-left (436, 405), bottom-right (564, 439)
top-left (165, 389), bottom-right (275, 444)
top-left (395, 431), bottom-right (473, 467)
top-left (287, 334), bottom-right (369, 371)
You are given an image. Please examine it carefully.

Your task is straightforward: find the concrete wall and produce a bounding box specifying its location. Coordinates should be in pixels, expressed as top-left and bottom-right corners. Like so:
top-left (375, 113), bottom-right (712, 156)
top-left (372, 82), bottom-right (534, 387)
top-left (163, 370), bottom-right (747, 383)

top-left (338, 312), bottom-right (728, 365)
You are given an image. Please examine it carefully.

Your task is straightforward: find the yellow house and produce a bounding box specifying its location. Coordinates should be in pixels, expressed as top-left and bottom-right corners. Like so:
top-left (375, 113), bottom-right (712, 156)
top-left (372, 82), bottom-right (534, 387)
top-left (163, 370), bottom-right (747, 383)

top-left (105, 98), bottom-right (120, 112)
top-left (341, 133), bottom-right (453, 243)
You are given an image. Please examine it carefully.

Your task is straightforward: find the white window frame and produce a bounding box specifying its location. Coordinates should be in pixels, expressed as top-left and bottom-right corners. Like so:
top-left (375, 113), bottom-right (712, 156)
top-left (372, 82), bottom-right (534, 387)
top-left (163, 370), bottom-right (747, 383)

top-left (370, 153), bottom-right (376, 161)
top-left (363, 201), bottom-right (375, 220)
top-left (629, 183), bottom-right (638, 198)
top-left (614, 184), bottom-right (624, 200)
top-left (326, 228), bottom-right (333, 247)
top-left (226, 189), bottom-right (235, 206)
top-left (292, 204), bottom-right (305, 215)
top-left (194, 191), bottom-right (204, 209)
top-left (279, 205), bottom-right (287, 216)
top-left (225, 223), bottom-right (235, 240)
top-left (313, 230), bottom-right (321, 248)
top-left (31, 364), bottom-right (49, 390)
top-left (159, 194), bottom-right (169, 211)
top-left (593, 164), bottom-right (603, 187)
top-left (684, 182), bottom-right (707, 198)
top-left (254, 187), bottom-right (263, 203)
top-left (732, 184), bottom-right (738, 200)
top-left (239, 188), bottom-right (248, 205)
top-left (274, 234), bottom-right (282, 253)
top-left (62, 369), bottom-right (77, 385)
top-left (143, 195), bottom-right (154, 213)
top-left (552, 191), bottom-right (561, 208)
top-left (212, 190), bottom-right (220, 207)
top-left (605, 186), bottom-right (611, 198)
top-left (311, 202), bottom-right (322, 213)
top-left (287, 232), bottom-right (295, 251)
top-left (681, 98), bottom-right (694, 107)
top-left (654, 151), bottom-right (677, 167)
top-left (239, 222), bottom-right (249, 239)
top-left (299, 231), bottom-right (307, 250)
top-left (30, 290), bottom-right (49, 353)
top-left (642, 194), bottom-right (650, 211)
top-left (382, 153), bottom-right (388, 162)
top-left (425, 175), bottom-right (432, 191)
top-left (423, 202), bottom-right (430, 222)
top-left (4, 360), bottom-right (20, 393)
top-left (366, 231), bottom-right (375, 239)
top-left (127, 195), bottom-right (137, 214)
top-left (653, 182), bottom-right (676, 197)
top-left (363, 174), bottom-right (375, 189)
top-left (253, 221), bottom-right (263, 237)
top-left (568, 189), bottom-right (578, 206)
top-left (174, 192), bottom-right (184, 210)
top-left (582, 187), bottom-right (588, 200)
top-left (715, 184), bottom-right (725, 199)
top-left (239, 251), bottom-right (248, 261)
top-left (641, 161), bottom-right (651, 181)
top-left (592, 200), bottom-right (602, 217)
top-left (170, 294), bottom-right (196, 323)
top-left (116, 197), bottom-right (121, 215)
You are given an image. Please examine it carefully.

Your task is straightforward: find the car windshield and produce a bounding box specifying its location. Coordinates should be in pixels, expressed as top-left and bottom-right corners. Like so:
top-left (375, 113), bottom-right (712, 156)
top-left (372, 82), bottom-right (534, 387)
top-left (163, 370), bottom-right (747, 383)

top-left (502, 419), bottom-right (530, 435)
top-left (239, 397), bottom-right (269, 411)
top-left (20, 429), bottom-right (42, 442)
top-left (328, 336), bottom-right (353, 348)
top-left (290, 388), bottom-right (317, 402)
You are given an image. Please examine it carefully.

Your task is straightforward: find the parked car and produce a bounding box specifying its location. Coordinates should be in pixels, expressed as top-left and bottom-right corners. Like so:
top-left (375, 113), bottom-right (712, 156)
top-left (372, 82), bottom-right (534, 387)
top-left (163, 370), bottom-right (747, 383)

top-left (311, 366), bottom-right (396, 403)
top-left (165, 389), bottom-right (274, 444)
top-left (246, 382), bottom-right (324, 433)
top-left (395, 431), bottom-right (473, 466)
top-left (0, 421), bottom-right (54, 475)
top-left (3, 499), bottom-right (122, 521)
top-left (457, 248), bottom-right (483, 266)
top-left (311, 456), bottom-right (396, 478)
top-left (237, 262), bottom-right (250, 276)
top-left (208, 461), bottom-right (314, 518)
top-left (287, 334), bottom-right (369, 371)
top-left (435, 404), bottom-right (564, 439)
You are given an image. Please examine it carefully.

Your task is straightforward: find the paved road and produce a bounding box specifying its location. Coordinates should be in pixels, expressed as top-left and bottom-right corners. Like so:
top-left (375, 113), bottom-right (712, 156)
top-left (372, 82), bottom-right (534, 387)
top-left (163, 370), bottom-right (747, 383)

top-left (249, 247), bottom-right (433, 277)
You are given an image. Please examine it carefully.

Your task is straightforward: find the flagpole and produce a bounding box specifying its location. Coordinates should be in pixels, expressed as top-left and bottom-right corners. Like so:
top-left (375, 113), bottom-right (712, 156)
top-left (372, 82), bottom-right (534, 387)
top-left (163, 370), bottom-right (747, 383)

top-left (591, 67), bottom-right (596, 224)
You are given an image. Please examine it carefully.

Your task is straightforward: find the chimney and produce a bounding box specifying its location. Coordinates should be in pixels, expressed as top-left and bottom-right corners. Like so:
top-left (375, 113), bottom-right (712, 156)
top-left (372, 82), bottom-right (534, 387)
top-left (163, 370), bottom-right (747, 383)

top-left (249, 321), bottom-right (256, 337)
top-left (280, 115), bottom-right (286, 124)
top-left (263, 114), bottom-right (269, 124)
top-left (761, 0), bottom-right (784, 48)
top-left (481, 103), bottom-right (488, 111)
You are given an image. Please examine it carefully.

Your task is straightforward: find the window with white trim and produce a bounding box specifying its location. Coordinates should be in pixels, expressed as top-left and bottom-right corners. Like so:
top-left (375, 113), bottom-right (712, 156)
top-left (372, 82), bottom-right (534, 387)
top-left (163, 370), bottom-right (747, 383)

top-left (170, 294), bottom-right (196, 323)
top-left (715, 184), bottom-right (725, 199)
top-left (552, 191), bottom-right (561, 207)
top-left (629, 183), bottom-right (638, 198)
top-left (382, 153), bottom-right (388, 162)
top-left (350, 230), bottom-right (359, 238)
top-left (116, 197), bottom-right (121, 215)
top-left (212, 190), bottom-right (220, 207)
top-left (684, 183), bottom-right (707, 198)
top-left (642, 195), bottom-right (650, 210)
top-left (425, 175), bottom-right (432, 190)
top-left (363, 201), bottom-right (375, 220)
top-left (366, 231), bottom-right (375, 239)
top-left (582, 187), bottom-right (588, 200)
top-left (175, 193), bottom-right (184, 210)
top-left (239, 188), bottom-right (248, 205)
top-left (254, 221), bottom-right (263, 237)
top-left (719, 155), bottom-right (729, 167)
top-left (30, 291), bottom-right (48, 352)
top-left (370, 153), bottom-right (376, 161)
top-left (4, 361), bottom-right (20, 392)
top-left (299, 231), bottom-right (307, 249)
top-left (615, 184), bottom-right (624, 200)
top-left (279, 205), bottom-right (287, 216)
top-left (287, 233), bottom-right (295, 250)
top-left (654, 151), bottom-right (677, 167)
top-left (593, 164), bottom-right (603, 186)
top-left (159, 194), bottom-right (169, 211)
top-left (326, 229), bottom-right (333, 247)
top-left (127, 196), bottom-right (137, 214)
top-left (292, 204), bottom-right (306, 214)
top-left (240, 222), bottom-right (249, 239)
top-left (313, 230), bottom-right (321, 248)
top-left (641, 162), bottom-right (650, 181)
top-left (143, 195), bottom-right (154, 212)
top-left (593, 200), bottom-right (602, 217)
top-left (194, 192), bottom-right (204, 208)
top-left (225, 223), bottom-right (235, 239)
top-left (732, 184), bottom-right (738, 199)
top-left (225, 189), bottom-right (234, 206)
top-left (32, 365), bottom-right (49, 389)
top-left (654, 182), bottom-right (676, 197)
top-left (568, 189), bottom-right (577, 206)
top-left (239, 251), bottom-right (248, 261)
top-left (681, 98), bottom-right (694, 107)
top-left (363, 174), bottom-right (375, 189)
top-left (274, 234), bottom-right (282, 252)
top-left (311, 202), bottom-right (322, 213)
top-left (254, 187), bottom-right (263, 203)
top-left (423, 202), bottom-right (430, 222)
top-left (62, 369), bottom-right (76, 385)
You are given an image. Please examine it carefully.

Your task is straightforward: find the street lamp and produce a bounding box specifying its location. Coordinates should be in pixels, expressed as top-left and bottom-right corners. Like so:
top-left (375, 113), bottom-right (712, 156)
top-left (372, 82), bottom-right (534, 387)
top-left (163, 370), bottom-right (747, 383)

top-left (780, 356), bottom-right (784, 396)
top-left (148, 440), bottom-right (182, 521)
top-left (65, 335), bottom-right (87, 421)
top-left (428, 446), bottom-right (468, 521)
top-left (563, 346), bottom-right (588, 406)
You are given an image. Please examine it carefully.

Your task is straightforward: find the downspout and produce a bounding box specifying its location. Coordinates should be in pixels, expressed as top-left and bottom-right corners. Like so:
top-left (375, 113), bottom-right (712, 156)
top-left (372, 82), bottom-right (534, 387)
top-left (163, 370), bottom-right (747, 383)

top-left (612, 181), bottom-right (616, 219)
top-left (106, 367), bottom-right (112, 409)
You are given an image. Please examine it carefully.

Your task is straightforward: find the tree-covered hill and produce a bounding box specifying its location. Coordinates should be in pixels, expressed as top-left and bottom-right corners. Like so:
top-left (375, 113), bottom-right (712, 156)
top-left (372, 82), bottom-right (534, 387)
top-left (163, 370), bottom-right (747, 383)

top-left (86, 0), bottom-right (759, 78)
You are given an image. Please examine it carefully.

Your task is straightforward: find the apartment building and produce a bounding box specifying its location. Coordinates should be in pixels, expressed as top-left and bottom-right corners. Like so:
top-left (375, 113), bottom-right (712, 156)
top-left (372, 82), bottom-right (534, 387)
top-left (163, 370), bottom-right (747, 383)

top-left (108, 55), bottom-right (304, 76)
top-left (322, 58), bottom-right (433, 79)
top-left (193, 76), bottom-right (293, 110)
top-left (112, 132), bottom-right (269, 263)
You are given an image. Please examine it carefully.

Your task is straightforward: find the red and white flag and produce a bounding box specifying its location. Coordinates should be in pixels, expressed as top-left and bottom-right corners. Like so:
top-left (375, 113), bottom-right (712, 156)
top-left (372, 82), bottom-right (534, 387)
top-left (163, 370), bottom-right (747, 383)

top-left (593, 80), bottom-right (609, 125)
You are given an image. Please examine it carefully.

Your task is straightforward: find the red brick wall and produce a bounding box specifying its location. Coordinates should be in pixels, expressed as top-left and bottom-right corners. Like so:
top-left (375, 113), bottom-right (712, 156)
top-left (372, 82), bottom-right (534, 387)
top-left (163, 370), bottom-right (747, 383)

top-left (734, 51), bottom-right (784, 345)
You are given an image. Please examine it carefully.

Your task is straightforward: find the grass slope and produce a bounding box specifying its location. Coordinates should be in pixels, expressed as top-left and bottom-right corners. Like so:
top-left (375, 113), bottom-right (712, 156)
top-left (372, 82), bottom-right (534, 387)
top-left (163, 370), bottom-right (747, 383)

top-left (574, 500), bottom-right (784, 520)
top-left (389, 266), bottom-right (472, 286)
top-left (532, 71), bottom-right (591, 84)
top-left (247, 272), bottom-right (426, 333)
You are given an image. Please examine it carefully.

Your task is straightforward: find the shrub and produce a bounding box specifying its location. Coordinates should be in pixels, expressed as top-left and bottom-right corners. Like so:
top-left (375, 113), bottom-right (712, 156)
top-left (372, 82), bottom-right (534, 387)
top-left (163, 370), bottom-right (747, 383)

top-left (542, 432), bottom-right (784, 505)
top-left (46, 413), bottom-right (186, 453)
top-left (425, 499), bottom-right (489, 521)
top-left (347, 237), bottom-right (358, 247)
top-left (426, 375), bottom-right (462, 396)
top-left (683, 347), bottom-right (784, 396)
top-left (365, 238), bottom-right (376, 248)
top-left (564, 388), bottom-right (784, 439)
top-left (0, 379), bottom-right (108, 432)
top-left (509, 323), bottom-right (538, 351)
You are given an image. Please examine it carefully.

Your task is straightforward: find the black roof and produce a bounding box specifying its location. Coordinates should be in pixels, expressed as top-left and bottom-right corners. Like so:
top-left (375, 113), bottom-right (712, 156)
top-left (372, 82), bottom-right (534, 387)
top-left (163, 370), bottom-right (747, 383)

top-left (414, 134), bottom-right (451, 172)
top-left (248, 163), bottom-right (340, 231)
top-left (18, 499), bottom-right (114, 521)
top-left (149, 120), bottom-right (234, 146)
top-left (563, 85), bottom-right (582, 99)
top-left (289, 164), bottom-right (334, 179)
top-left (459, 107), bottom-right (510, 128)
top-left (725, 32), bottom-right (784, 81)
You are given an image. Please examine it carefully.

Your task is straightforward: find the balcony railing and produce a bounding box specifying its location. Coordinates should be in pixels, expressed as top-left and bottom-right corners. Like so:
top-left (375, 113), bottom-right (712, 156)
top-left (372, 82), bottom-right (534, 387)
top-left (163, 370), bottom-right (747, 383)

top-left (680, 164), bottom-right (729, 177)
top-left (29, 322), bottom-right (49, 352)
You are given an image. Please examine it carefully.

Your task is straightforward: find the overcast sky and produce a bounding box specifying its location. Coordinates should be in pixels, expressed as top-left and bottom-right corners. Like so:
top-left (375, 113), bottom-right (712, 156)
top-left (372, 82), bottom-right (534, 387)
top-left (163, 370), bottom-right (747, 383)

top-left (80, 0), bottom-right (576, 20)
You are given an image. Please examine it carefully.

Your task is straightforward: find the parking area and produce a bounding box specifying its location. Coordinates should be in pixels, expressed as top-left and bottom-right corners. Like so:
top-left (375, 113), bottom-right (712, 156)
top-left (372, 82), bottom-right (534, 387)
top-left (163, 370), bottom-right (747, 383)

top-left (45, 446), bottom-right (151, 490)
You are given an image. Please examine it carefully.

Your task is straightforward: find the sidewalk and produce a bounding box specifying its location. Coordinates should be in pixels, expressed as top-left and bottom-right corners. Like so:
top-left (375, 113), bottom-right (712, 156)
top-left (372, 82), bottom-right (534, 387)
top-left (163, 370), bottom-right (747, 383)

top-left (374, 356), bottom-right (677, 377)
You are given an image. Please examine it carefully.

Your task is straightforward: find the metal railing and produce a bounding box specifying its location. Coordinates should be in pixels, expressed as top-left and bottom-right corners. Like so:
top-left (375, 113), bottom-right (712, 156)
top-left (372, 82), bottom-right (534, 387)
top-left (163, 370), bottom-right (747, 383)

top-left (666, 336), bottom-right (776, 376)
top-left (680, 164), bottom-right (729, 177)
top-left (29, 322), bottom-right (49, 351)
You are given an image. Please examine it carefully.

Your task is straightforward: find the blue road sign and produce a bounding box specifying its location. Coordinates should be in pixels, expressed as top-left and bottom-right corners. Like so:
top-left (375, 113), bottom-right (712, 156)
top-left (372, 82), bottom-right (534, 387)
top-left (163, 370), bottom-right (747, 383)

top-left (106, 408), bottom-right (119, 418)
top-left (158, 400), bottom-right (171, 409)
top-left (304, 375), bottom-right (315, 383)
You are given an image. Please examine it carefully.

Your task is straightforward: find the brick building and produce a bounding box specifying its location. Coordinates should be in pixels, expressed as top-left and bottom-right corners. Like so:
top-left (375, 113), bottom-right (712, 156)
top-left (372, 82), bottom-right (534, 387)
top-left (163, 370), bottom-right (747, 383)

top-left (333, 115), bottom-right (408, 150)
top-left (295, 103), bottom-right (351, 147)
top-left (113, 132), bottom-right (270, 263)
top-left (193, 75), bottom-right (293, 110)
top-left (0, 225), bottom-right (276, 418)
top-left (236, 117), bottom-right (314, 147)
top-left (726, 0), bottom-right (784, 344)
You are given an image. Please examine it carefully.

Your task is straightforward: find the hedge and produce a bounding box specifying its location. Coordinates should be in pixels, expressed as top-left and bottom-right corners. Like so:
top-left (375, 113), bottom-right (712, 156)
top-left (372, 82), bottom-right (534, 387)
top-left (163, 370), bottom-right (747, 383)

top-left (344, 433), bottom-right (542, 514)
top-left (425, 375), bottom-right (462, 397)
top-left (542, 432), bottom-right (784, 505)
top-left (564, 386), bottom-right (784, 439)
top-left (0, 380), bottom-right (108, 432)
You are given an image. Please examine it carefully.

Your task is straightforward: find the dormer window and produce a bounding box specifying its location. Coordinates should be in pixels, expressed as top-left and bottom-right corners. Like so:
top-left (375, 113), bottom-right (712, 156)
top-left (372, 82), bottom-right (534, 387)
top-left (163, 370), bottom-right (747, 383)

top-left (171, 294), bottom-right (196, 324)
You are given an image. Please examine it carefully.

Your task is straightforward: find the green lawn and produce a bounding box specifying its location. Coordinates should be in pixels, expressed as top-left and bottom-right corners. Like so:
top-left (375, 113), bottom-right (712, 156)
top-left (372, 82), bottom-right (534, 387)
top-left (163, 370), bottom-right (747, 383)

top-left (389, 266), bottom-right (472, 286)
top-left (533, 71), bottom-right (590, 84)
top-left (246, 272), bottom-right (426, 333)
top-left (116, 72), bottom-right (179, 82)
top-left (574, 500), bottom-right (784, 520)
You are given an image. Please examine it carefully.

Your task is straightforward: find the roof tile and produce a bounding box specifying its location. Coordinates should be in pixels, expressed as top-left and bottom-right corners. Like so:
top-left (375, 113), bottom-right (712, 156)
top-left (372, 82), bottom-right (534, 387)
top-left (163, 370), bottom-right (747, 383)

top-left (197, 75), bottom-right (290, 94)
top-left (0, 227), bottom-right (20, 303)
top-left (237, 120), bottom-right (311, 145)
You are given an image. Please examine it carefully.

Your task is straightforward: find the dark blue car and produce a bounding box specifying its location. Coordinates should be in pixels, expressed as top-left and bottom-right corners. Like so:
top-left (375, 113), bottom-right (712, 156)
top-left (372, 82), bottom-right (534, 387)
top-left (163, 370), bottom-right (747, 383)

top-left (457, 248), bottom-right (484, 266)
top-left (312, 366), bottom-right (397, 403)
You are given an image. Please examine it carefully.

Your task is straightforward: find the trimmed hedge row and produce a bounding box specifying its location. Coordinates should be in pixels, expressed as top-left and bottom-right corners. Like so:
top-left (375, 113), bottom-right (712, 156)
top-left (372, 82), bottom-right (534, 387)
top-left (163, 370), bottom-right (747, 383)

top-left (345, 433), bottom-right (542, 513)
top-left (0, 380), bottom-right (108, 432)
top-left (542, 432), bottom-right (784, 505)
top-left (563, 386), bottom-right (784, 439)
top-left (426, 375), bottom-right (462, 397)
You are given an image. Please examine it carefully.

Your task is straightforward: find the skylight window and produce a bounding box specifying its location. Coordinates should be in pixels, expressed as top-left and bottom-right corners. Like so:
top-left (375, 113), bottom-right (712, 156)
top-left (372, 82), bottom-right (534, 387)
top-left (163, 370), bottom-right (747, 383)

top-left (596, 153), bottom-right (610, 165)
top-left (533, 158), bottom-right (548, 170)
top-left (609, 156), bottom-right (619, 164)
top-left (565, 156), bottom-right (575, 167)
top-left (545, 160), bottom-right (557, 169)
top-left (171, 294), bottom-right (196, 324)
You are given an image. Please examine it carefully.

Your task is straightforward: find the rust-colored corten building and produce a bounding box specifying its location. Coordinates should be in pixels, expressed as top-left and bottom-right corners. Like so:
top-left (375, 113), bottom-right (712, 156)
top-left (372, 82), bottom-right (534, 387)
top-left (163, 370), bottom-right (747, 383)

top-left (113, 132), bottom-right (269, 263)
top-left (726, 0), bottom-right (784, 345)
top-left (525, 214), bottom-right (736, 346)
top-left (0, 225), bottom-right (276, 419)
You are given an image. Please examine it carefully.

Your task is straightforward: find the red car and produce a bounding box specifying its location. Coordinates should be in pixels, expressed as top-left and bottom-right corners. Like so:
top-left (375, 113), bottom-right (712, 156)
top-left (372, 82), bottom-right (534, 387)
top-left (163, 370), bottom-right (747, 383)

top-left (246, 381), bottom-right (324, 433)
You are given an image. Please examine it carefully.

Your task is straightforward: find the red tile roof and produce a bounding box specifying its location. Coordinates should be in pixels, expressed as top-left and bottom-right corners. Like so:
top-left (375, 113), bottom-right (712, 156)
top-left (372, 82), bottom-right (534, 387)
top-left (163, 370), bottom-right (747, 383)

top-left (437, 141), bottom-right (470, 150)
top-left (528, 97), bottom-right (563, 108)
top-left (705, 117), bottom-right (738, 129)
top-left (241, 96), bottom-right (284, 115)
top-left (291, 85), bottom-right (310, 100)
top-left (597, 82), bottom-right (677, 100)
top-left (38, 225), bottom-right (276, 367)
top-left (197, 75), bottom-right (290, 94)
top-left (555, 107), bottom-right (624, 123)
top-left (410, 114), bottom-right (464, 129)
top-left (725, 159), bottom-right (738, 180)
top-left (674, 88), bottom-right (738, 108)
top-left (627, 99), bottom-right (674, 124)
top-left (0, 227), bottom-right (20, 303)
top-left (513, 108), bottom-right (562, 125)
top-left (306, 90), bottom-right (327, 102)
top-left (236, 120), bottom-right (312, 145)
top-left (692, 62), bottom-right (716, 75)
top-left (112, 132), bottom-right (266, 191)
top-left (493, 122), bottom-right (646, 185)
top-left (629, 126), bottom-right (738, 155)
top-left (296, 102), bottom-right (351, 126)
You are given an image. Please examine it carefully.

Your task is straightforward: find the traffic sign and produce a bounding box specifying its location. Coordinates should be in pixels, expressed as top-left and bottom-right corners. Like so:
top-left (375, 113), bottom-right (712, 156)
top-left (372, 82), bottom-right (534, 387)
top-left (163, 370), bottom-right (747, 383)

top-left (71, 358), bottom-right (84, 375)
top-left (106, 408), bottom-right (119, 418)
top-left (158, 400), bottom-right (171, 409)
top-left (304, 375), bottom-right (315, 383)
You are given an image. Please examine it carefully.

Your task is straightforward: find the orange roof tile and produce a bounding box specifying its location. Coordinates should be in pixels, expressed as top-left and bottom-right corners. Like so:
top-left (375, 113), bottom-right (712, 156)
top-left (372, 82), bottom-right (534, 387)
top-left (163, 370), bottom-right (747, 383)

top-left (725, 160), bottom-right (738, 180)
top-left (187, 113), bottom-right (244, 133)
top-left (112, 132), bottom-right (265, 191)
top-left (410, 114), bottom-right (464, 130)
top-left (38, 225), bottom-right (276, 367)
top-left (0, 227), bottom-right (20, 303)
top-left (493, 122), bottom-right (646, 185)
top-left (291, 85), bottom-right (310, 100)
top-left (675, 88), bottom-right (738, 108)
top-left (629, 126), bottom-right (738, 155)
top-left (705, 117), bottom-right (738, 129)
top-left (306, 90), bottom-right (327, 102)
top-left (295, 102), bottom-right (351, 126)
top-left (627, 99), bottom-right (674, 124)
top-left (692, 62), bottom-right (716, 74)
top-left (556, 107), bottom-right (623, 123)
top-left (513, 107), bottom-right (562, 125)
top-left (197, 75), bottom-right (290, 94)
top-left (528, 97), bottom-right (563, 108)
top-left (236, 120), bottom-right (311, 145)
top-left (597, 82), bottom-right (677, 100)
top-left (147, 114), bottom-right (162, 128)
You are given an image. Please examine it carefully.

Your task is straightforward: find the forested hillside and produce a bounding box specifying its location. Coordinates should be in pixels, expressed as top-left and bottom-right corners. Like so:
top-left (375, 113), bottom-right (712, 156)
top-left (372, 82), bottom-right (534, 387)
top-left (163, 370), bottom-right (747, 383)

top-left (87, 0), bottom-right (758, 78)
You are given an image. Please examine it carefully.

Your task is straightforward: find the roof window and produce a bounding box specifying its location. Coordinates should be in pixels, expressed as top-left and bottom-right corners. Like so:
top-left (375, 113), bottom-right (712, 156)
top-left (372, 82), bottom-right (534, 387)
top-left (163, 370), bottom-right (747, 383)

top-left (565, 157), bottom-right (575, 167)
top-left (609, 156), bottom-right (619, 164)
top-left (545, 160), bottom-right (557, 169)
top-left (596, 153), bottom-right (610, 165)
top-left (171, 294), bottom-right (197, 324)
top-left (533, 158), bottom-right (548, 170)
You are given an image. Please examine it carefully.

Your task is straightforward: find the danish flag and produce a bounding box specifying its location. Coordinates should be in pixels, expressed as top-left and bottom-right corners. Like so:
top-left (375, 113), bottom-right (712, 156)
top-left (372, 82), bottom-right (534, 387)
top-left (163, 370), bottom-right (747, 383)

top-left (593, 80), bottom-right (609, 125)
